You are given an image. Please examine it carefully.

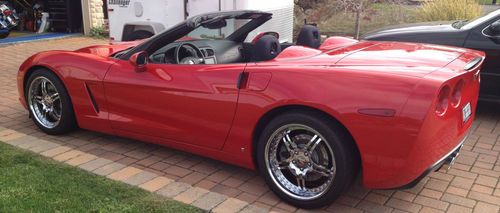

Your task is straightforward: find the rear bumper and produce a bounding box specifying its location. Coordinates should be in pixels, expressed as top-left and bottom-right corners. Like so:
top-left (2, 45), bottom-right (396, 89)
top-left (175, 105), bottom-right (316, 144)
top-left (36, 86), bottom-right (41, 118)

top-left (391, 133), bottom-right (467, 189)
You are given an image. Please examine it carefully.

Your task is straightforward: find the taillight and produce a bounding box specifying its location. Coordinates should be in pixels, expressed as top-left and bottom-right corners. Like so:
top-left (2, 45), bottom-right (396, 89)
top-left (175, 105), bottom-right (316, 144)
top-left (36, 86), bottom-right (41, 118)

top-left (4, 10), bottom-right (12, 16)
top-left (436, 85), bottom-right (450, 116)
top-left (450, 80), bottom-right (464, 108)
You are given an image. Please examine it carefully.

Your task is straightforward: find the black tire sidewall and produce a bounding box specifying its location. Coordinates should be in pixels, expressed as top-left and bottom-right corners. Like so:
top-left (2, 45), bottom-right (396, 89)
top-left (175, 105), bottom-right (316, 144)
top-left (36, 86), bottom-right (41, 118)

top-left (25, 70), bottom-right (77, 134)
top-left (256, 112), bottom-right (357, 208)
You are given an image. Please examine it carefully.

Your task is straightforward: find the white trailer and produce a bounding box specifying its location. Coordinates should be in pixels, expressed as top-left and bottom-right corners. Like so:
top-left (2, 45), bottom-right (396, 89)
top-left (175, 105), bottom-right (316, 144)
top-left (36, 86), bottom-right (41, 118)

top-left (107, 0), bottom-right (293, 42)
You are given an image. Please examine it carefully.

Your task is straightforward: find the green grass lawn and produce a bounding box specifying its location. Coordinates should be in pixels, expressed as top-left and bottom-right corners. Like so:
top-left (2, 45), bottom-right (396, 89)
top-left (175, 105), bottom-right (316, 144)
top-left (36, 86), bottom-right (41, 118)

top-left (0, 142), bottom-right (201, 213)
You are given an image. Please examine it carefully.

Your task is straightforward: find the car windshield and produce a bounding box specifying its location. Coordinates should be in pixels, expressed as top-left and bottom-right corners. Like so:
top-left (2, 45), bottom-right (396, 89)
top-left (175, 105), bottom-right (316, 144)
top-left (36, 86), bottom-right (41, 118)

top-left (187, 18), bottom-right (251, 40)
top-left (455, 9), bottom-right (500, 30)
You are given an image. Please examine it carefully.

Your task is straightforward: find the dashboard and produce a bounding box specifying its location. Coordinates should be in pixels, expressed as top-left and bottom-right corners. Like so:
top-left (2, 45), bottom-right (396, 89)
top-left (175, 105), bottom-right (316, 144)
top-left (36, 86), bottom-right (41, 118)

top-left (150, 39), bottom-right (245, 65)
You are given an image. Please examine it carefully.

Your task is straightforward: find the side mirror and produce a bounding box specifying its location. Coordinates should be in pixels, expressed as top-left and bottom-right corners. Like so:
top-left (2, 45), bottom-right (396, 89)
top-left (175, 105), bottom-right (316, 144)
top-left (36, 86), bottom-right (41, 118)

top-left (129, 51), bottom-right (148, 72)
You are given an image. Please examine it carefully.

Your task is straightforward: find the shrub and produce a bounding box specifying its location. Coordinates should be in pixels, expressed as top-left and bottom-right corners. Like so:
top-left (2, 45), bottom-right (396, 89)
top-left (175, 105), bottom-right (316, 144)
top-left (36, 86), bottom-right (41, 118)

top-left (418, 0), bottom-right (482, 22)
top-left (90, 26), bottom-right (109, 38)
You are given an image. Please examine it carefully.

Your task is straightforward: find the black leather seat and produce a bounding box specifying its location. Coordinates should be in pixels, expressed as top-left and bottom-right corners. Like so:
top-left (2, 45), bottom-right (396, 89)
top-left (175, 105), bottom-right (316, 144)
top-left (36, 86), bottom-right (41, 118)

top-left (252, 34), bottom-right (282, 62)
top-left (297, 25), bottom-right (321, 49)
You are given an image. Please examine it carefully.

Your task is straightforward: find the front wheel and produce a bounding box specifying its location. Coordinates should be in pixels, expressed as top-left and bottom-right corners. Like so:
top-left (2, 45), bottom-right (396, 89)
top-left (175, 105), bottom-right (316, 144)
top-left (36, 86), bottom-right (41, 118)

top-left (256, 112), bottom-right (359, 209)
top-left (25, 69), bottom-right (77, 134)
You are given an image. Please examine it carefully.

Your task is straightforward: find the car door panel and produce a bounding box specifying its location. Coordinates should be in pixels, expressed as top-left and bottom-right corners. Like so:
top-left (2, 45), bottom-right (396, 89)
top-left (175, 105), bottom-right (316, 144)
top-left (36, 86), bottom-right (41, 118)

top-left (104, 61), bottom-right (244, 149)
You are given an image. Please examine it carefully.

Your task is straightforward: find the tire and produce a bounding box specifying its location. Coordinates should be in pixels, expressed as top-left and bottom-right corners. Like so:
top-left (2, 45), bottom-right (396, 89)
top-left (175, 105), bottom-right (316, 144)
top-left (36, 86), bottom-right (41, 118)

top-left (25, 69), bottom-right (77, 135)
top-left (0, 30), bottom-right (10, 39)
top-left (129, 30), bottom-right (154, 41)
top-left (256, 111), bottom-right (359, 209)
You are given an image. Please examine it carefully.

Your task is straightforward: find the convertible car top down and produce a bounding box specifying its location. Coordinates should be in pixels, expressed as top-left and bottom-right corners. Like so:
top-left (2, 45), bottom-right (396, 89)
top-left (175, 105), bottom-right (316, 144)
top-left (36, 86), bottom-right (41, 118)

top-left (18, 10), bottom-right (484, 208)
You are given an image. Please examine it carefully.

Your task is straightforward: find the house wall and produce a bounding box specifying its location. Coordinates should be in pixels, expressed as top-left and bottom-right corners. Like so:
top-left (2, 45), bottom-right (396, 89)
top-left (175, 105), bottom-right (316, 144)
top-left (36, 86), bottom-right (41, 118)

top-left (81, 0), bottom-right (106, 35)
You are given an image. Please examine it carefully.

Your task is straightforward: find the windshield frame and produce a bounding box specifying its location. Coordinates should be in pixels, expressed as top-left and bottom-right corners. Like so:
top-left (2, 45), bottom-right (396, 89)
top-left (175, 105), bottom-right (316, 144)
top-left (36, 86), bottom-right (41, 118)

top-left (119, 10), bottom-right (272, 60)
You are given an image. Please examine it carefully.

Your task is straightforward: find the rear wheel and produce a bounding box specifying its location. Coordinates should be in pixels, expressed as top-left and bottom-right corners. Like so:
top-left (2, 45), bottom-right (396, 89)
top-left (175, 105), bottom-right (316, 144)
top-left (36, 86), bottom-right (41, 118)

top-left (256, 112), bottom-right (359, 208)
top-left (25, 69), bottom-right (77, 134)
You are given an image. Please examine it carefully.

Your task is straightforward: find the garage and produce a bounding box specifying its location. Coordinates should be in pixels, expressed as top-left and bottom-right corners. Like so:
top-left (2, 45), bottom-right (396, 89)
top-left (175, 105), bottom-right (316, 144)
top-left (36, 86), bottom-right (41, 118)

top-left (0, 0), bottom-right (93, 44)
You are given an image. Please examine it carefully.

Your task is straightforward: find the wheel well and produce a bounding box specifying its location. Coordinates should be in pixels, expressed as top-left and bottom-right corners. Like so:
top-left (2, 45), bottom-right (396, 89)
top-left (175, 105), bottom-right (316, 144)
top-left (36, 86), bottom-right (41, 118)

top-left (23, 65), bottom-right (55, 95)
top-left (252, 105), bottom-right (361, 170)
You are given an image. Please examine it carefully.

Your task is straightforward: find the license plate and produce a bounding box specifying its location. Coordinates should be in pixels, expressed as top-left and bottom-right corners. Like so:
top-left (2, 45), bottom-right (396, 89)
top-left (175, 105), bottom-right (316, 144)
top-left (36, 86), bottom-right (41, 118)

top-left (462, 102), bottom-right (472, 123)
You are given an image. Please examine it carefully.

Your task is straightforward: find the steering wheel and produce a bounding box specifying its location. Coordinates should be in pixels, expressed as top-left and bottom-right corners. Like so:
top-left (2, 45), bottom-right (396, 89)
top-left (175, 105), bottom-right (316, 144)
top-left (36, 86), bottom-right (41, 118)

top-left (174, 42), bottom-right (205, 64)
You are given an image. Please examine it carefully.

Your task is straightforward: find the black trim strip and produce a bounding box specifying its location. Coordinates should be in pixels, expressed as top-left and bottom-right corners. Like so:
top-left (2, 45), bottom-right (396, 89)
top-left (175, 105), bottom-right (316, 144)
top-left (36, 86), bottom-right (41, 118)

top-left (84, 83), bottom-right (100, 113)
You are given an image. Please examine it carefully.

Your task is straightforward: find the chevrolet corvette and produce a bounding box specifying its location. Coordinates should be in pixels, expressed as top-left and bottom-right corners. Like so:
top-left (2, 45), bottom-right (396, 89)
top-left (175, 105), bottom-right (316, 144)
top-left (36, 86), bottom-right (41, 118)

top-left (17, 10), bottom-right (484, 208)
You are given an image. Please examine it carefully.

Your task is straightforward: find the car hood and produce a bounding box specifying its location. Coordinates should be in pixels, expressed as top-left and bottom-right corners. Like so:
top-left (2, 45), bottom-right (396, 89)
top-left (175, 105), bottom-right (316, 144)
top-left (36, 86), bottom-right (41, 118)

top-left (362, 21), bottom-right (457, 38)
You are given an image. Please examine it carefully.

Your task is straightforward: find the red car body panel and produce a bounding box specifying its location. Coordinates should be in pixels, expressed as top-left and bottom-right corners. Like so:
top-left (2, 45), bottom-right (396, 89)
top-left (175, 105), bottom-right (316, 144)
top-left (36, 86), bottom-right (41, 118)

top-left (17, 39), bottom-right (484, 189)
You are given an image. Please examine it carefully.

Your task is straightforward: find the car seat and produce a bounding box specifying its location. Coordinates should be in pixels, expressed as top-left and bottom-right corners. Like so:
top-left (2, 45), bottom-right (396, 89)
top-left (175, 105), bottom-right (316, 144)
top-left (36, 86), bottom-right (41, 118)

top-left (297, 25), bottom-right (321, 49)
top-left (252, 34), bottom-right (282, 62)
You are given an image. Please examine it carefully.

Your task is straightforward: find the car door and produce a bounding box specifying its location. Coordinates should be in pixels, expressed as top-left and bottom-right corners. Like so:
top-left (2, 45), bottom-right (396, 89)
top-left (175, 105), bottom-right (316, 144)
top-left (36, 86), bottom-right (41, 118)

top-left (104, 60), bottom-right (244, 149)
top-left (464, 19), bottom-right (500, 100)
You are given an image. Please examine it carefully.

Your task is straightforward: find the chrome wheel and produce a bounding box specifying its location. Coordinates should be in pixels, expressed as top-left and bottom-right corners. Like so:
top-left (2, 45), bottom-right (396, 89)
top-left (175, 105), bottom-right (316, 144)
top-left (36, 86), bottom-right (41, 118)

top-left (265, 124), bottom-right (336, 201)
top-left (27, 76), bottom-right (62, 129)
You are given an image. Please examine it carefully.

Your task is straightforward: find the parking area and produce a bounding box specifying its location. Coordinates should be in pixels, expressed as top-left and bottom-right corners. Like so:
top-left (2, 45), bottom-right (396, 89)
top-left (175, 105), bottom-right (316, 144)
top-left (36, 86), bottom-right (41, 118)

top-left (0, 37), bottom-right (499, 213)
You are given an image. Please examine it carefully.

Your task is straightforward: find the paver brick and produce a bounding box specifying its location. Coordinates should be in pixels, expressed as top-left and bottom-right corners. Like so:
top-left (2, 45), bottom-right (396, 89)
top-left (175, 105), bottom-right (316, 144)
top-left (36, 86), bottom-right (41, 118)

top-left (53, 150), bottom-right (84, 162)
top-left (123, 171), bottom-right (158, 186)
top-left (40, 146), bottom-right (71, 158)
top-left (65, 153), bottom-right (97, 166)
top-left (239, 205), bottom-right (269, 213)
top-left (212, 198), bottom-right (248, 213)
top-left (441, 194), bottom-right (476, 208)
top-left (448, 204), bottom-right (472, 213)
top-left (78, 158), bottom-right (112, 172)
top-left (156, 182), bottom-right (191, 198)
top-left (174, 187), bottom-right (209, 204)
top-left (93, 162), bottom-right (126, 176)
top-left (385, 198), bottom-right (422, 213)
top-left (107, 166), bottom-right (142, 181)
top-left (191, 192), bottom-right (227, 211)
top-left (139, 176), bottom-right (173, 192)
top-left (473, 202), bottom-right (499, 213)
top-left (414, 196), bottom-right (449, 211)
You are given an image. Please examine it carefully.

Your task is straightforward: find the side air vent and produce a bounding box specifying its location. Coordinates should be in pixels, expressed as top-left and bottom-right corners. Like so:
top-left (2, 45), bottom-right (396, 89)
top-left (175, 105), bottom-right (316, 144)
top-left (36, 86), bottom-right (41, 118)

top-left (84, 83), bottom-right (100, 113)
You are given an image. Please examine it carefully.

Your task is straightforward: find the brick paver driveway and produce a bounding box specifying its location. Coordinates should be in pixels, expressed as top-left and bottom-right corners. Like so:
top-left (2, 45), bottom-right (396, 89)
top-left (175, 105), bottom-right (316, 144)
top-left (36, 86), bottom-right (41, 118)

top-left (1, 37), bottom-right (499, 213)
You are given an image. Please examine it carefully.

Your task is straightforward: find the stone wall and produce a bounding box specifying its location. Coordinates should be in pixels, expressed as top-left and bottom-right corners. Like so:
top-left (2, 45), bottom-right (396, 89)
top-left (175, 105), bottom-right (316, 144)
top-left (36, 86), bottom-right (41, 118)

top-left (89, 0), bottom-right (105, 28)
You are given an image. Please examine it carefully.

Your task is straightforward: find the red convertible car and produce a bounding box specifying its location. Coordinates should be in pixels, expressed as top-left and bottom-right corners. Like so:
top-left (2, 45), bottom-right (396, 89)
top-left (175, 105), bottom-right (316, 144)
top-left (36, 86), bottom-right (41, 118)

top-left (17, 11), bottom-right (483, 208)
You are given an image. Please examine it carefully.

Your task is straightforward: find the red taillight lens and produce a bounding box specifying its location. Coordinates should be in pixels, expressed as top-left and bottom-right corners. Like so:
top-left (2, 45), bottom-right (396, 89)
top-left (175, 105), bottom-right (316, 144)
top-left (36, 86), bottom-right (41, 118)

top-left (451, 80), bottom-right (464, 108)
top-left (4, 10), bottom-right (12, 16)
top-left (436, 85), bottom-right (450, 116)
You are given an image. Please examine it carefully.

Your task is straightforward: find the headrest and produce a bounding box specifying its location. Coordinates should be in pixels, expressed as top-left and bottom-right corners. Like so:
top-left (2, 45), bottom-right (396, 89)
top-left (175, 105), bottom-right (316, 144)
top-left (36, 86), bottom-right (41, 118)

top-left (252, 34), bottom-right (281, 62)
top-left (297, 25), bottom-right (321, 49)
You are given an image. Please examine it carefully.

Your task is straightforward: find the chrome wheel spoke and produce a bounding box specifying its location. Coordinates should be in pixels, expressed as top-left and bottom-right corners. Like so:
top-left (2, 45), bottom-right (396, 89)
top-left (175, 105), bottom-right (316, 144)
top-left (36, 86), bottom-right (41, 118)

top-left (34, 96), bottom-right (43, 104)
top-left (305, 134), bottom-right (322, 152)
top-left (50, 93), bottom-right (60, 102)
top-left (282, 132), bottom-right (298, 152)
top-left (277, 159), bottom-right (290, 170)
top-left (312, 163), bottom-right (334, 177)
top-left (296, 176), bottom-right (306, 190)
top-left (41, 80), bottom-right (48, 96)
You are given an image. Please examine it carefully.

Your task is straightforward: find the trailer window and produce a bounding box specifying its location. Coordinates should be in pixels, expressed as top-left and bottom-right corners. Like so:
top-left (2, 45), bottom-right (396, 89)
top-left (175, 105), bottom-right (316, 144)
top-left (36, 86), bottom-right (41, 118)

top-left (187, 19), bottom-right (251, 40)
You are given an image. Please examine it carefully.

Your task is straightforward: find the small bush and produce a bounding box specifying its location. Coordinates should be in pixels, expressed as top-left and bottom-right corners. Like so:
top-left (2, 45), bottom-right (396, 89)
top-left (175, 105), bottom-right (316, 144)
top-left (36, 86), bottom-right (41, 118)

top-left (90, 26), bottom-right (109, 38)
top-left (418, 0), bottom-right (482, 22)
